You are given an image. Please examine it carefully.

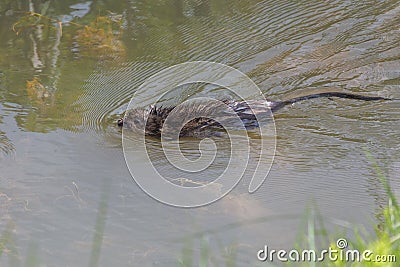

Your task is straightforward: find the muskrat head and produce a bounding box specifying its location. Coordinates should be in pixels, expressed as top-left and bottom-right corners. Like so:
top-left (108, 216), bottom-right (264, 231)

top-left (121, 108), bottom-right (147, 134)
top-left (121, 106), bottom-right (167, 136)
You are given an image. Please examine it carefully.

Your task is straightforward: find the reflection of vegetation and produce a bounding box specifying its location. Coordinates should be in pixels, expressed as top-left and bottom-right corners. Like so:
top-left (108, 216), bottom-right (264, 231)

top-left (13, 6), bottom-right (125, 56)
top-left (76, 15), bottom-right (124, 55)
top-left (12, 11), bottom-right (57, 36)
top-left (0, 0), bottom-right (126, 133)
top-left (26, 77), bottom-right (50, 102)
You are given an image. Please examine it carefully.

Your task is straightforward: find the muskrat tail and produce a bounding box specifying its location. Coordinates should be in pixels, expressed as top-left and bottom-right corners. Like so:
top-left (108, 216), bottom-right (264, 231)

top-left (271, 92), bottom-right (392, 112)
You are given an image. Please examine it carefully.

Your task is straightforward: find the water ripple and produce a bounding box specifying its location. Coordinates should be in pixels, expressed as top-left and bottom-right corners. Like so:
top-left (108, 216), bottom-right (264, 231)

top-left (76, 0), bottom-right (399, 145)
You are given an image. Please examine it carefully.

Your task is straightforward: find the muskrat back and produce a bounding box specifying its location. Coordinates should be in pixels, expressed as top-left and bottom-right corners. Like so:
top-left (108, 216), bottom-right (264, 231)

top-left (118, 92), bottom-right (390, 137)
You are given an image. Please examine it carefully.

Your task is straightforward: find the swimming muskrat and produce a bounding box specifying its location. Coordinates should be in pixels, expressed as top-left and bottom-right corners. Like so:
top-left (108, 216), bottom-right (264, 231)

top-left (118, 92), bottom-right (390, 137)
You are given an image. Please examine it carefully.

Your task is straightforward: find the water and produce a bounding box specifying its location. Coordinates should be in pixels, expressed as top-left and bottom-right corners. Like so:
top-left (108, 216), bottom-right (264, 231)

top-left (0, 0), bottom-right (399, 266)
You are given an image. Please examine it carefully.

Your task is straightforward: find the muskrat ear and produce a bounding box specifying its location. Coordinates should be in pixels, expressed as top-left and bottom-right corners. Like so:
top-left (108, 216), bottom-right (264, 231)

top-left (117, 118), bottom-right (124, 126)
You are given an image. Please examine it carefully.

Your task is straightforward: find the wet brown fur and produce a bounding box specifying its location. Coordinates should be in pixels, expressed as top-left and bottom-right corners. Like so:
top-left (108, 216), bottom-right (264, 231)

top-left (118, 92), bottom-right (390, 137)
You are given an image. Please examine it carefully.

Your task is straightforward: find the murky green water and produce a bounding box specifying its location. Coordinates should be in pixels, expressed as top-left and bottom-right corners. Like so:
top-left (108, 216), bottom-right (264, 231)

top-left (0, 0), bottom-right (399, 266)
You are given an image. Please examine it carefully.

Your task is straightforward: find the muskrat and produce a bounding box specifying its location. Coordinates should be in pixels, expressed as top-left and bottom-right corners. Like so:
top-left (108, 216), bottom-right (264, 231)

top-left (118, 92), bottom-right (390, 137)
